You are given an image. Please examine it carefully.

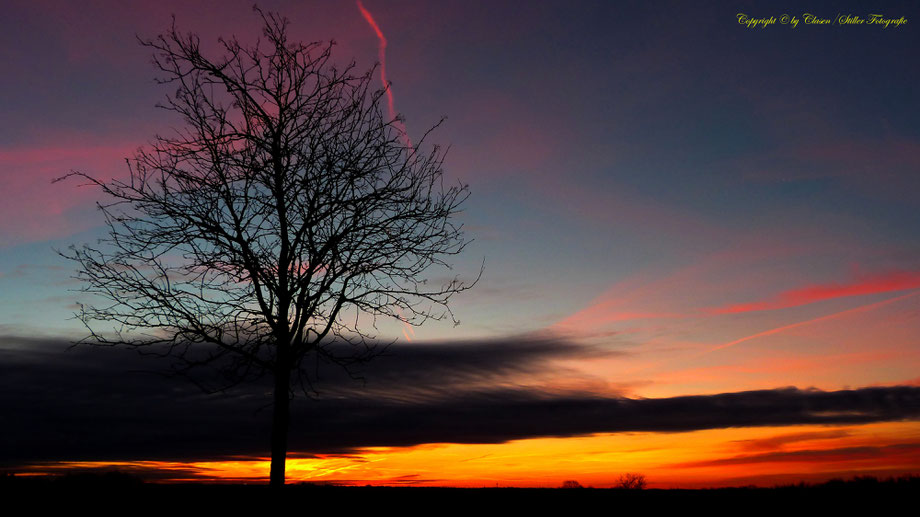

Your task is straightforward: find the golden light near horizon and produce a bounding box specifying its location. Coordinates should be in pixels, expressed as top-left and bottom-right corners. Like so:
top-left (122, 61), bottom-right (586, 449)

top-left (23, 421), bottom-right (920, 487)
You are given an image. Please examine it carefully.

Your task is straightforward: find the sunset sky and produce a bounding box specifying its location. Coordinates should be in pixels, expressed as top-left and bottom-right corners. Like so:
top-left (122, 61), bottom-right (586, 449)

top-left (2, 0), bottom-right (919, 487)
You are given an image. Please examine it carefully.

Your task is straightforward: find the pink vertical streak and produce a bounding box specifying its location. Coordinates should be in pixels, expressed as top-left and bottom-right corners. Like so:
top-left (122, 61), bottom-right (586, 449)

top-left (356, 1), bottom-right (410, 146)
top-left (357, 1), bottom-right (416, 342)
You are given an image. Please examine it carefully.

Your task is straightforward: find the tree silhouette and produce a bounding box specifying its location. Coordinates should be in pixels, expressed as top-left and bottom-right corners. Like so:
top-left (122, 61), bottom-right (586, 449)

top-left (57, 9), bottom-right (475, 487)
top-left (615, 473), bottom-right (647, 490)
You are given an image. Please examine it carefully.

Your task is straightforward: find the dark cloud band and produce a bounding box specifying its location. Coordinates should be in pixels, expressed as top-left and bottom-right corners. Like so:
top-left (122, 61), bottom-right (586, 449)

top-left (2, 335), bottom-right (919, 465)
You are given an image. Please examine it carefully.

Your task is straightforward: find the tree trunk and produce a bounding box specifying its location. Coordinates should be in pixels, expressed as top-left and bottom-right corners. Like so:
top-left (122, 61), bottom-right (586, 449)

top-left (269, 365), bottom-right (291, 487)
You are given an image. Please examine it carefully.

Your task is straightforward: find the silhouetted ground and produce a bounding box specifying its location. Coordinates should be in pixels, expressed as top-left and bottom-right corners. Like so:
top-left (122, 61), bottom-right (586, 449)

top-left (1, 473), bottom-right (914, 512)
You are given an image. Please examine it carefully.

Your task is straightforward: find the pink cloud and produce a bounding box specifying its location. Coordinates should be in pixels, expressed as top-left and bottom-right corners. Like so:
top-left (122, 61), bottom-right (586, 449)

top-left (552, 232), bottom-right (842, 335)
top-left (0, 144), bottom-right (133, 247)
top-left (711, 270), bottom-right (920, 315)
top-left (738, 137), bottom-right (920, 202)
top-left (709, 291), bottom-right (920, 353)
top-left (442, 89), bottom-right (563, 182)
top-left (1, 4), bottom-right (390, 249)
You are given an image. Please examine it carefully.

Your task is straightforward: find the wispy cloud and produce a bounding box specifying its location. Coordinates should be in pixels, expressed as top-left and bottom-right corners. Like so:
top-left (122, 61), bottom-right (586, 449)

top-left (731, 429), bottom-right (852, 452)
top-left (672, 443), bottom-right (920, 468)
top-left (710, 270), bottom-right (920, 314)
top-left (710, 291), bottom-right (920, 353)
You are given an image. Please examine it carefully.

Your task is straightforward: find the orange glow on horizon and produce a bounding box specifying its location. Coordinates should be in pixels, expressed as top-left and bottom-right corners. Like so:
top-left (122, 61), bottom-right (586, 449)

top-left (21, 421), bottom-right (920, 488)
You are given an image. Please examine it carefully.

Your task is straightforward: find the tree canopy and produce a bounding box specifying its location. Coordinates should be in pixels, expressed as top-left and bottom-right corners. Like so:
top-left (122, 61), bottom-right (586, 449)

top-left (59, 9), bottom-right (476, 486)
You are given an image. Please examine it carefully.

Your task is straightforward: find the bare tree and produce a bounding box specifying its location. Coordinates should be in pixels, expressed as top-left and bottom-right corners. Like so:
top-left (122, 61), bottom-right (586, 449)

top-left (57, 10), bottom-right (475, 487)
top-left (615, 473), bottom-right (647, 490)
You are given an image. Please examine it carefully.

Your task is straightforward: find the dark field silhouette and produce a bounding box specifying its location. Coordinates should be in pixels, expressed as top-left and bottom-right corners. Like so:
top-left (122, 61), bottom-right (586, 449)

top-left (2, 473), bottom-right (915, 511)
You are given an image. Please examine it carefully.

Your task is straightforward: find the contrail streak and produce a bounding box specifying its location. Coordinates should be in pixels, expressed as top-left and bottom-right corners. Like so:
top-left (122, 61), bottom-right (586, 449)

top-left (357, 2), bottom-right (415, 341)
top-left (356, 1), bottom-right (410, 146)
top-left (709, 290), bottom-right (919, 353)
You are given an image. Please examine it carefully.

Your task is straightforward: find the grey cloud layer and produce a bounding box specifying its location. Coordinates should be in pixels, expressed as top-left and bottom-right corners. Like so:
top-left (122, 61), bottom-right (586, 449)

top-left (2, 334), bottom-right (919, 464)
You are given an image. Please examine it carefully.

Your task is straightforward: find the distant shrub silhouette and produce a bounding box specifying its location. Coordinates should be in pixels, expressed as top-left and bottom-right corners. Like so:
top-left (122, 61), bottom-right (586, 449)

top-left (560, 480), bottom-right (584, 489)
top-left (615, 473), bottom-right (646, 490)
